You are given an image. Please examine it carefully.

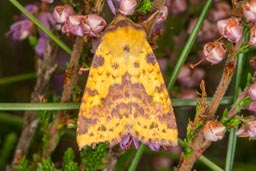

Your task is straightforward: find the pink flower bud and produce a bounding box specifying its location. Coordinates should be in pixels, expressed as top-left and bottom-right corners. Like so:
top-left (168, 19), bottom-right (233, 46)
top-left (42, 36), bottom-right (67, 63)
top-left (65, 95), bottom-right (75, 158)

top-left (168, 0), bottom-right (187, 15)
top-left (21, 4), bottom-right (39, 19)
top-left (242, 0), bottom-right (256, 23)
top-left (119, 0), bottom-right (137, 16)
top-left (203, 120), bottom-right (226, 142)
top-left (177, 65), bottom-right (205, 88)
top-left (107, 0), bottom-right (119, 15)
top-left (81, 14), bottom-right (106, 37)
top-left (248, 82), bottom-right (256, 101)
top-left (236, 126), bottom-right (248, 137)
top-left (38, 12), bottom-right (56, 38)
top-left (237, 119), bottom-right (256, 139)
top-left (35, 37), bottom-right (48, 57)
top-left (178, 89), bottom-right (197, 99)
top-left (245, 101), bottom-right (256, 112)
top-left (9, 19), bottom-right (34, 40)
top-left (53, 5), bottom-right (74, 24)
top-left (248, 120), bottom-right (256, 139)
top-left (62, 15), bottom-right (84, 36)
top-left (42, 0), bottom-right (53, 3)
top-left (203, 41), bottom-right (226, 64)
top-left (217, 18), bottom-right (242, 43)
top-left (209, 2), bottom-right (230, 21)
top-left (250, 25), bottom-right (256, 46)
top-left (250, 57), bottom-right (256, 70)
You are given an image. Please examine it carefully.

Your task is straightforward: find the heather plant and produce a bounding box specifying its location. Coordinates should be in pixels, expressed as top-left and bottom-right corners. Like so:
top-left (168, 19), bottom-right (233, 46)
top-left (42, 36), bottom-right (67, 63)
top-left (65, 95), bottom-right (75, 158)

top-left (2, 0), bottom-right (256, 170)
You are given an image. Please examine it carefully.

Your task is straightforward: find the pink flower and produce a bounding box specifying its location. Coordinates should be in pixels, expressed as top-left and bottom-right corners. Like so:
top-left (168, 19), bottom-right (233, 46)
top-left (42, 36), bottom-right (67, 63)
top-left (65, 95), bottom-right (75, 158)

top-left (53, 5), bottom-right (74, 24)
top-left (242, 0), bottom-right (256, 23)
top-left (178, 89), bottom-right (197, 99)
top-left (107, 0), bottom-right (137, 16)
top-left (248, 120), bottom-right (256, 138)
top-left (41, 0), bottom-right (53, 3)
top-left (203, 120), bottom-right (226, 142)
top-left (217, 18), bottom-right (242, 43)
top-left (119, 0), bottom-right (137, 16)
top-left (245, 101), bottom-right (256, 112)
top-left (81, 14), bottom-right (106, 37)
top-left (107, 0), bottom-right (120, 15)
top-left (168, 0), bottom-right (187, 15)
top-left (209, 2), bottom-right (230, 21)
top-left (21, 4), bottom-right (39, 19)
top-left (38, 12), bottom-right (56, 38)
top-left (9, 20), bottom-right (34, 40)
top-left (247, 82), bottom-right (256, 101)
top-left (237, 119), bottom-right (256, 140)
top-left (249, 25), bottom-right (256, 46)
top-left (203, 41), bottom-right (226, 64)
top-left (62, 15), bottom-right (84, 36)
top-left (35, 37), bottom-right (48, 57)
top-left (177, 65), bottom-right (205, 88)
top-left (250, 57), bottom-right (256, 70)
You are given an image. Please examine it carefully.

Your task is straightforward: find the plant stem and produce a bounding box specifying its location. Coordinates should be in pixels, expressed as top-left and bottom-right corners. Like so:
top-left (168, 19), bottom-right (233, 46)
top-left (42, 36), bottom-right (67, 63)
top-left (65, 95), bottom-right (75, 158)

top-left (0, 97), bottom-right (232, 111)
top-left (0, 133), bottom-right (17, 168)
top-left (0, 73), bottom-right (35, 85)
top-left (167, 0), bottom-right (213, 90)
top-left (9, 0), bottom-right (72, 55)
top-left (0, 112), bottom-right (23, 126)
top-left (199, 156), bottom-right (224, 171)
top-left (128, 144), bottom-right (146, 171)
top-left (0, 103), bottom-right (79, 111)
top-left (225, 53), bottom-right (244, 171)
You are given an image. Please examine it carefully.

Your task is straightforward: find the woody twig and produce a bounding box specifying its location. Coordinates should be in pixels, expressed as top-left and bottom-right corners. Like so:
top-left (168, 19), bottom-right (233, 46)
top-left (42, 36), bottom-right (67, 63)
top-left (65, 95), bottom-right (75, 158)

top-left (12, 40), bottom-right (58, 166)
top-left (177, 44), bottom-right (239, 170)
top-left (43, 37), bottom-right (84, 157)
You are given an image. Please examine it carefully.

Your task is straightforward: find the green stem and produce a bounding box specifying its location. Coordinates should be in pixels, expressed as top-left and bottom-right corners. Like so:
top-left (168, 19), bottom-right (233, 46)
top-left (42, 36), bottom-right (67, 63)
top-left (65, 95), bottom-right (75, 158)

top-left (178, 139), bottom-right (224, 171)
top-left (0, 112), bottom-right (23, 126)
top-left (0, 133), bottom-right (17, 168)
top-left (0, 72), bottom-right (35, 85)
top-left (225, 53), bottom-right (244, 171)
top-left (128, 144), bottom-right (146, 171)
top-left (167, 0), bottom-right (213, 90)
top-left (0, 103), bottom-right (79, 111)
top-left (199, 156), bottom-right (224, 171)
top-left (0, 97), bottom-right (232, 111)
top-left (9, 0), bottom-right (72, 55)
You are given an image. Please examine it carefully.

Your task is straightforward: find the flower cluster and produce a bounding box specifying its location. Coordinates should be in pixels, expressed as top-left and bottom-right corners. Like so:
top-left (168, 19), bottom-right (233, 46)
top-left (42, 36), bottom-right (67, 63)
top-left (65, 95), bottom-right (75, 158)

top-left (8, 3), bottom-right (56, 58)
top-left (236, 117), bottom-right (256, 140)
top-left (53, 5), bottom-right (106, 37)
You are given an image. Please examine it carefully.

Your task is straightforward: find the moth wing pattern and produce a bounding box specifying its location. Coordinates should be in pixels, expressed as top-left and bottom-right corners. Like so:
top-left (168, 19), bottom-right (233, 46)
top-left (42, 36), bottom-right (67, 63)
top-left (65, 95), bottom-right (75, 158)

top-left (77, 15), bottom-right (178, 150)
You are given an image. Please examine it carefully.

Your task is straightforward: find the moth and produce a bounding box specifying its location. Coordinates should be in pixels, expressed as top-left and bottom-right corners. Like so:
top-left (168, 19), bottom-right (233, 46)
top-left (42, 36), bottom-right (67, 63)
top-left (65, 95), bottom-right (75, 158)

top-left (77, 15), bottom-right (178, 150)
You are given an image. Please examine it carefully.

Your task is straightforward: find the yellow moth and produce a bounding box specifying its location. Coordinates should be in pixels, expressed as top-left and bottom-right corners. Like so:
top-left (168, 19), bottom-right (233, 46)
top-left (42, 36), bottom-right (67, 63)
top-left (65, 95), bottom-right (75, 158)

top-left (77, 15), bottom-right (178, 150)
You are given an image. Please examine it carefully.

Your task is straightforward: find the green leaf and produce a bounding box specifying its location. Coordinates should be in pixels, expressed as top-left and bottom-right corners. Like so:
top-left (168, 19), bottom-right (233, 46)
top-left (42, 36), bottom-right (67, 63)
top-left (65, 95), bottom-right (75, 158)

top-left (136, 0), bottom-right (152, 14)
top-left (63, 148), bottom-right (79, 171)
top-left (36, 158), bottom-right (59, 171)
top-left (220, 109), bottom-right (229, 125)
top-left (14, 157), bottom-right (29, 171)
top-left (28, 35), bottom-right (38, 47)
top-left (80, 143), bottom-right (108, 171)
